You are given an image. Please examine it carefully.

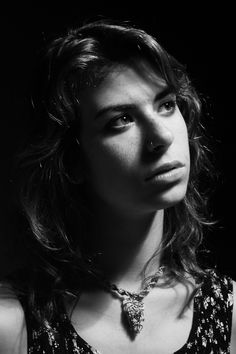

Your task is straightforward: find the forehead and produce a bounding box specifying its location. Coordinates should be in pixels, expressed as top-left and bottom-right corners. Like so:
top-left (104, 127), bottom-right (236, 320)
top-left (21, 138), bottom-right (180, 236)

top-left (78, 62), bottom-right (168, 117)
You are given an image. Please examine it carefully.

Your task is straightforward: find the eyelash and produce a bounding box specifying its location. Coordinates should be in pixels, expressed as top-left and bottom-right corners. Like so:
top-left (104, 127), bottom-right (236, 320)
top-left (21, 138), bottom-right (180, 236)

top-left (107, 98), bottom-right (177, 130)
top-left (160, 99), bottom-right (177, 113)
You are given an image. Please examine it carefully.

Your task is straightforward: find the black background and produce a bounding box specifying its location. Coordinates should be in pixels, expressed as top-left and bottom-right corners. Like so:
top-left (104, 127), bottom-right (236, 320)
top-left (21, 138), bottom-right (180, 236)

top-left (0, 4), bottom-right (235, 279)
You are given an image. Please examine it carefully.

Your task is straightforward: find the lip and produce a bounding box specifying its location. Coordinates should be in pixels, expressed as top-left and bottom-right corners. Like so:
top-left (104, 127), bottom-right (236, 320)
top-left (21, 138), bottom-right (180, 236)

top-left (145, 161), bottom-right (185, 182)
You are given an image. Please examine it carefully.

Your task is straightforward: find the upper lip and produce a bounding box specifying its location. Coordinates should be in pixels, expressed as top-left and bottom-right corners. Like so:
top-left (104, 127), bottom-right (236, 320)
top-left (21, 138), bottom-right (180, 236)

top-left (145, 161), bottom-right (185, 181)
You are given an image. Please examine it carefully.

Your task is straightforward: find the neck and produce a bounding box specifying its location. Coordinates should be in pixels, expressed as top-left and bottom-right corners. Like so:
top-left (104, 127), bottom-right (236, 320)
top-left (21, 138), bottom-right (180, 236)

top-left (85, 205), bottom-right (164, 291)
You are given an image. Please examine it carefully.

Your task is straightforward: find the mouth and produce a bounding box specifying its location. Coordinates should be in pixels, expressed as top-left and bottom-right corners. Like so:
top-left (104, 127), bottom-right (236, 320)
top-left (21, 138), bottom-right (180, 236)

top-left (145, 161), bottom-right (185, 182)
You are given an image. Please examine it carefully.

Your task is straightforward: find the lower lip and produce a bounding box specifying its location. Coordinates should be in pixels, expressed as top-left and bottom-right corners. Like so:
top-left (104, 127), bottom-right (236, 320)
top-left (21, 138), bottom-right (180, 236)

top-left (146, 166), bottom-right (185, 185)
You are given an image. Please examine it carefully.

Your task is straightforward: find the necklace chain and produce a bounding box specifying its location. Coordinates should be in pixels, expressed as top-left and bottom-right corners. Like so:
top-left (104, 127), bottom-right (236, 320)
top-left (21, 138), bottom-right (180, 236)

top-left (109, 265), bottom-right (165, 300)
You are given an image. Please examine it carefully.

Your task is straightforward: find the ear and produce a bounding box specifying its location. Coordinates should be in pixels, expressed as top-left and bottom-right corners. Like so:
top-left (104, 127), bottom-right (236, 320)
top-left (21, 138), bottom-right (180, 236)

top-left (66, 138), bottom-right (86, 184)
top-left (70, 163), bottom-right (85, 184)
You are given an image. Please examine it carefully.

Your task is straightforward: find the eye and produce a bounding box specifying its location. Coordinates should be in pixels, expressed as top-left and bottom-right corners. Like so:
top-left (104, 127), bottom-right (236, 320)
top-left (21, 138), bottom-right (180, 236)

top-left (107, 114), bottom-right (134, 129)
top-left (159, 99), bottom-right (177, 115)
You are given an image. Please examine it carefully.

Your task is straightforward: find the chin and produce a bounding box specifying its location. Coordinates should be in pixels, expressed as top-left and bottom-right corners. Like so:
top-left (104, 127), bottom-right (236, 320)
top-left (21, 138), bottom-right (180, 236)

top-left (148, 184), bottom-right (188, 211)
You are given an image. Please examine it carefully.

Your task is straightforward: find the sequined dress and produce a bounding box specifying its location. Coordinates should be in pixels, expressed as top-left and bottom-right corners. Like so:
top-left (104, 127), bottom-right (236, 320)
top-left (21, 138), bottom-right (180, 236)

top-left (22, 270), bottom-right (234, 353)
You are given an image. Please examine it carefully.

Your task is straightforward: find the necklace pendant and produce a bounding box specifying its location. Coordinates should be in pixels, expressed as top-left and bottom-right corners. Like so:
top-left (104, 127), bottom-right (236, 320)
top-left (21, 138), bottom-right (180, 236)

top-left (122, 295), bottom-right (144, 336)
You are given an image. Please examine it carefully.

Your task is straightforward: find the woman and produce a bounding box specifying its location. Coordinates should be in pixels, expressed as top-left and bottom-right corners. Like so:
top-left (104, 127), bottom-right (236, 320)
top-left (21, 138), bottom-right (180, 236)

top-left (0, 19), bottom-right (235, 353)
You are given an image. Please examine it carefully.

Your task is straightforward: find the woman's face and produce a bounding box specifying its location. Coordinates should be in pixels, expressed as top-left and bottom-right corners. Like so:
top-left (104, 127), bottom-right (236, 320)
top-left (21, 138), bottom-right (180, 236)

top-left (78, 63), bottom-right (190, 217)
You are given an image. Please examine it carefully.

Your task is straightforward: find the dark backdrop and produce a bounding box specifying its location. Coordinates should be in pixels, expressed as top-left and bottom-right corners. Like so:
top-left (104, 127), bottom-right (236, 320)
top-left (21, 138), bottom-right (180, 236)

top-left (0, 4), bottom-right (235, 279)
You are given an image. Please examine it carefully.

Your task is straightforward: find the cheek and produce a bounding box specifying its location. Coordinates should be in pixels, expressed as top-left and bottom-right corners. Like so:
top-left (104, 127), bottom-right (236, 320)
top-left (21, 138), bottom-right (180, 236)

top-left (83, 138), bottom-right (138, 179)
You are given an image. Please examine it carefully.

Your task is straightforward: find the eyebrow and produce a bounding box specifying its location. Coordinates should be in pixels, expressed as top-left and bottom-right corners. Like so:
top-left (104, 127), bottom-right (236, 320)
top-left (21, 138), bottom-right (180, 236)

top-left (94, 86), bottom-right (175, 120)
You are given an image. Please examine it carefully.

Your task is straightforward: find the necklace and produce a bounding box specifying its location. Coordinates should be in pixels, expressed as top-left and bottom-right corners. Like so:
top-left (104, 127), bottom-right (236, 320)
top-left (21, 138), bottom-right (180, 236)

top-left (101, 266), bottom-right (165, 337)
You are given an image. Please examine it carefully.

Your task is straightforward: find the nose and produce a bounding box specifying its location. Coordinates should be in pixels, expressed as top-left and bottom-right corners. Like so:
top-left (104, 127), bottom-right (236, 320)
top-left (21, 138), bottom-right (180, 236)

top-left (145, 116), bottom-right (174, 153)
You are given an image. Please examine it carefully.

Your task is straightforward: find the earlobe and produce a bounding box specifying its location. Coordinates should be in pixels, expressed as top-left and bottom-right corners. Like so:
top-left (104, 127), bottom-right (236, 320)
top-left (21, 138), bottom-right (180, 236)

top-left (67, 165), bottom-right (85, 185)
top-left (75, 138), bottom-right (80, 147)
top-left (72, 170), bottom-right (85, 184)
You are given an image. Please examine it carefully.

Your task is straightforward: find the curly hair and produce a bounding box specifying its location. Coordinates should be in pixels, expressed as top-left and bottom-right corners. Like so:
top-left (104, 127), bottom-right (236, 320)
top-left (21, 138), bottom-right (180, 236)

top-left (13, 19), bottom-right (214, 324)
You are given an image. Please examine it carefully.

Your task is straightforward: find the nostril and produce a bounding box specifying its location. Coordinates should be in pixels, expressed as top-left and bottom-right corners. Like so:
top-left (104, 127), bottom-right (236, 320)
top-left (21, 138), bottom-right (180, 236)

top-left (146, 128), bottom-right (174, 152)
top-left (147, 140), bottom-right (164, 153)
top-left (148, 140), bottom-right (158, 152)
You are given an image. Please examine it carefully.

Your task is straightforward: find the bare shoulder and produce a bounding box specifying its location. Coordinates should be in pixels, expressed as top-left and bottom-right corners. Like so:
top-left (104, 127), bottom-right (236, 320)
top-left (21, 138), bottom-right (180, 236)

top-left (0, 283), bottom-right (27, 354)
top-left (230, 280), bottom-right (236, 353)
